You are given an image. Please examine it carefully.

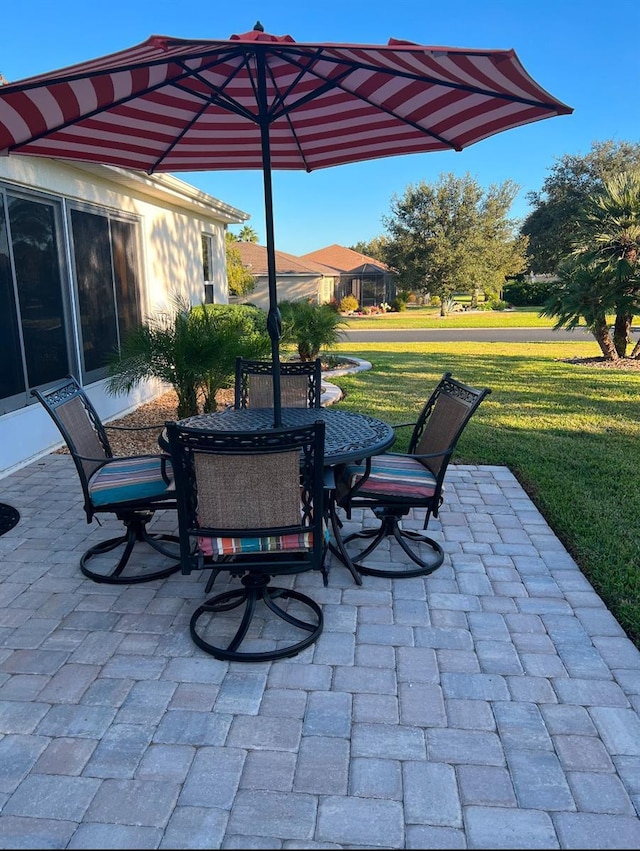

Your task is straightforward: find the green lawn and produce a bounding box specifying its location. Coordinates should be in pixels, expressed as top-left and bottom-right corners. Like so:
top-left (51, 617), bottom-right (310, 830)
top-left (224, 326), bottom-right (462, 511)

top-left (329, 337), bottom-right (640, 647)
top-left (343, 305), bottom-right (557, 329)
top-left (340, 304), bottom-right (613, 330)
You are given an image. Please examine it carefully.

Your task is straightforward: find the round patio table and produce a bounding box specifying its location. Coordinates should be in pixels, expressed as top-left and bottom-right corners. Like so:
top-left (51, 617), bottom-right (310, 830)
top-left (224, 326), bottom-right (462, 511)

top-left (167, 407), bottom-right (395, 466)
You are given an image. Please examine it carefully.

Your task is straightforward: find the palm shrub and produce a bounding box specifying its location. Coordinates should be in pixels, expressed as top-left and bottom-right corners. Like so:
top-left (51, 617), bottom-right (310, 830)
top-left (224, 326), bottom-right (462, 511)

top-left (541, 259), bottom-right (619, 359)
top-left (106, 296), bottom-right (270, 417)
top-left (278, 299), bottom-right (349, 361)
top-left (542, 170), bottom-right (640, 358)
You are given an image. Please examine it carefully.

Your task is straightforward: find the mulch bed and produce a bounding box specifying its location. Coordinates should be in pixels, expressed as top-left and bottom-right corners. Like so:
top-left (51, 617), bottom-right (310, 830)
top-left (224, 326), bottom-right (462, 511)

top-left (560, 356), bottom-right (640, 370)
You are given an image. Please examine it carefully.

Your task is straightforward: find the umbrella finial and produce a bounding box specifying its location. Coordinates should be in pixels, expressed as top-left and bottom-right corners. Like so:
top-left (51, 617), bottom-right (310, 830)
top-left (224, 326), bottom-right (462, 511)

top-left (253, 21), bottom-right (265, 32)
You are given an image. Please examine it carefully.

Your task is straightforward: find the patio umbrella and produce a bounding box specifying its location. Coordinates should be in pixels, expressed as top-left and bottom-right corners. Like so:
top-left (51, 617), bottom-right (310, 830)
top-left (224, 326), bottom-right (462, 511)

top-left (0, 22), bottom-right (572, 426)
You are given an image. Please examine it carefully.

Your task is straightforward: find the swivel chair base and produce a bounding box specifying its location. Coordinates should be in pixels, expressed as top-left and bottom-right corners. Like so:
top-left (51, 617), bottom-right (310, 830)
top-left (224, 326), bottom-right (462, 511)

top-left (342, 507), bottom-right (444, 579)
top-left (81, 510), bottom-right (180, 584)
top-left (190, 573), bottom-right (323, 662)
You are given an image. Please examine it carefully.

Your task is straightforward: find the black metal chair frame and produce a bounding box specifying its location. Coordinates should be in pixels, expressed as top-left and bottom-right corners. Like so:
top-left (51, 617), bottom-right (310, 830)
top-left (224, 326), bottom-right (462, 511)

top-left (335, 372), bottom-right (491, 579)
top-left (166, 419), bottom-right (327, 662)
top-left (234, 357), bottom-right (323, 410)
top-left (32, 376), bottom-right (180, 584)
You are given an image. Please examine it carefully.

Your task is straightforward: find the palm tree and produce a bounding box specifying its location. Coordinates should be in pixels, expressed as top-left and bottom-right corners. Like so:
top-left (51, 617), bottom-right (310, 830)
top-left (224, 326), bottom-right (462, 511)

top-left (576, 171), bottom-right (640, 357)
top-left (541, 171), bottom-right (640, 359)
top-left (106, 296), bottom-right (270, 417)
top-left (541, 259), bottom-right (619, 360)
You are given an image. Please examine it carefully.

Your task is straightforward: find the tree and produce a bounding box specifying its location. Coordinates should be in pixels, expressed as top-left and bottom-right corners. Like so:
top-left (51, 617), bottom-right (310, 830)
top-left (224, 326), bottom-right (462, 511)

top-left (575, 170), bottom-right (640, 357)
top-left (382, 173), bottom-right (526, 315)
top-left (225, 231), bottom-right (256, 298)
top-left (541, 258), bottom-right (619, 359)
top-left (521, 139), bottom-right (640, 274)
top-left (349, 236), bottom-right (389, 263)
top-left (467, 183), bottom-right (529, 304)
top-left (237, 225), bottom-right (259, 242)
top-left (540, 171), bottom-right (640, 359)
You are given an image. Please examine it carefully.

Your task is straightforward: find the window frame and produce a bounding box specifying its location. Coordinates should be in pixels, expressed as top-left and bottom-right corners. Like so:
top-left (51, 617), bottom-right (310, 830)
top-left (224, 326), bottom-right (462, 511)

top-left (0, 178), bottom-right (146, 414)
top-left (66, 199), bottom-right (145, 385)
top-left (0, 183), bottom-right (77, 414)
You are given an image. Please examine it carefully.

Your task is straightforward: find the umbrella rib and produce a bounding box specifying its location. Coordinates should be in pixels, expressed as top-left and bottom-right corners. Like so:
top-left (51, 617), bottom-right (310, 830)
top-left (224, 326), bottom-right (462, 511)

top-left (261, 56), bottom-right (318, 172)
top-left (148, 56), bottom-right (264, 173)
top-left (146, 97), bottom-right (211, 173)
top-left (278, 48), bottom-right (567, 112)
top-left (2, 58), bottom-right (251, 153)
top-left (271, 56), bottom-right (458, 151)
top-left (172, 58), bottom-right (260, 122)
top-left (2, 45), bottom-right (261, 153)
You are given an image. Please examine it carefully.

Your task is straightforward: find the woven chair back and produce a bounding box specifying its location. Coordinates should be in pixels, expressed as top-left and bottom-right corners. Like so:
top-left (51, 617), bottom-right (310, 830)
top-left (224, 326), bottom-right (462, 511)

top-left (235, 358), bottom-right (322, 409)
top-left (247, 374), bottom-right (312, 408)
top-left (194, 449), bottom-right (302, 530)
top-left (32, 377), bottom-right (111, 486)
top-left (167, 420), bottom-right (326, 572)
top-left (55, 395), bottom-right (110, 481)
top-left (411, 374), bottom-right (490, 480)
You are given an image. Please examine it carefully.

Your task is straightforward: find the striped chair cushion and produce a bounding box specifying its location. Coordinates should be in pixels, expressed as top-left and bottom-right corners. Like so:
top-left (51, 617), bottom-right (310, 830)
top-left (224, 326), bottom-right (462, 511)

top-left (341, 453), bottom-right (437, 500)
top-left (88, 456), bottom-right (173, 507)
top-left (198, 526), bottom-right (330, 557)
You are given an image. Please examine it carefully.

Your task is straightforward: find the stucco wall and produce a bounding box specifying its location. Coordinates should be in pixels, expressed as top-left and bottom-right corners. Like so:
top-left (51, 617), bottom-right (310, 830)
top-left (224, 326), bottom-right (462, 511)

top-left (0, 156), bottom-right (243, 477)
top-left (233, 274), bottom-right (336, 309)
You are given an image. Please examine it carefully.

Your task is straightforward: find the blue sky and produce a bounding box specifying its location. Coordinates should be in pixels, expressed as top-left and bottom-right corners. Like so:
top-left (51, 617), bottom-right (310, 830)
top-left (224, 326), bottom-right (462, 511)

top-left (2, 0), bottom-right (638, 255)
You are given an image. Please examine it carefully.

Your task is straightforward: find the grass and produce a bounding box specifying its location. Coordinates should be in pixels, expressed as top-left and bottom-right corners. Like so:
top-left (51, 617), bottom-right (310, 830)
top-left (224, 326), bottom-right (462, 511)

top-left (343, 305), bottom-right (597, 329)
top-left (329, 337), bottom-right (640, 647)
top-left (344, 306), bottom-right (555, 329)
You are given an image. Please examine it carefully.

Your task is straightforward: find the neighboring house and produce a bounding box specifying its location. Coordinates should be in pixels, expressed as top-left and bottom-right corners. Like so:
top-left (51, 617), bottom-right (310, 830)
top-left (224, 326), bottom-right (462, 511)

top-left (300, 244), bottom-right (396, 307)
top-left (0, 155), bottom-right (248, 477)
top-left (230, 241), bottom-right (339, 308)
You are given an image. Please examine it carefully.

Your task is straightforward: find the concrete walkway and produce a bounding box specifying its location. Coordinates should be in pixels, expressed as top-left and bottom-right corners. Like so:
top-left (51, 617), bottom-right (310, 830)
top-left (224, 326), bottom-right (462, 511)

top-left (1, 454), bottom-right (640, 849)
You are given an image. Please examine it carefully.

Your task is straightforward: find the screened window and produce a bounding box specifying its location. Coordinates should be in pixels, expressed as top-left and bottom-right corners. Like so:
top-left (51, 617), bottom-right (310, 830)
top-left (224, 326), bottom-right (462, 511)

top-left (203, 233), bottom-right (214, 304)
top-left (70, 207), bottom-right (142, 381)
top-left (361, 276), bottom-right (386, 307)
top-left (0, 190), bottom-right (72, 414)
top-left (0, 182), bottom-right (144, 414)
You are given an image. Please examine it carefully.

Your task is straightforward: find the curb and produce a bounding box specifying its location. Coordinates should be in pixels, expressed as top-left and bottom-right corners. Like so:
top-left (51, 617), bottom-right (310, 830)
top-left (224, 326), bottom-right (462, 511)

top-left (321, 356), bottom-right (371, 406)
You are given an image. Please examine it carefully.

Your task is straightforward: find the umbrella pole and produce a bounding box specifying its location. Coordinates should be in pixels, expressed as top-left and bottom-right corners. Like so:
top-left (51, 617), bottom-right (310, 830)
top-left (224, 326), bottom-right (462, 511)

top-left (257, 54), bottom-right (282, 428)
top-left (263, 162), bottom-right (283, 429)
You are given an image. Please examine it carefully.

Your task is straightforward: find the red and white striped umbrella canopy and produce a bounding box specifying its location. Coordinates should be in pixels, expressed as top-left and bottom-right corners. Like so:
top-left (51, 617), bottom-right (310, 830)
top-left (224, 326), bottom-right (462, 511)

top-left (0, 22), bottom-right (571, 427)
top-left (0, 24), bottom-right (572, 174)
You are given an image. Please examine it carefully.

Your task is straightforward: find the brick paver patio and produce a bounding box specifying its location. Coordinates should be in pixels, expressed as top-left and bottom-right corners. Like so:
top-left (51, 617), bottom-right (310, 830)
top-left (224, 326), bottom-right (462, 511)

top-left (1, 454), bottom-right (639, 849)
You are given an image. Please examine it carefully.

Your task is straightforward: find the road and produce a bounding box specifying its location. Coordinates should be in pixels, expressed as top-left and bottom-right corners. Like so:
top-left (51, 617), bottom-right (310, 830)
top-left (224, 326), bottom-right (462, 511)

top-left (340, 326), bottom-right (596, 344)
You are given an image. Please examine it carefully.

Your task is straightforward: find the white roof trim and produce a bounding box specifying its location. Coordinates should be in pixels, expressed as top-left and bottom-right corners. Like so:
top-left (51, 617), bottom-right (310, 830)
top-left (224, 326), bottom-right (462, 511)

top-left (67, 162), bottom-right (250, 225)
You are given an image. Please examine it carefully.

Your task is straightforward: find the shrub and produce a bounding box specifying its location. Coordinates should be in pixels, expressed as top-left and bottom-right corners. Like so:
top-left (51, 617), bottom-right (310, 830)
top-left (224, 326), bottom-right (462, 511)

top-left (340, 294), bottom-right (359, 313)
top-left (503, 277), bottom-right (555, 306)
top-left (106, 296), bottom-right (271, 417)
top-left (278, 299), bottom-right (349, 361)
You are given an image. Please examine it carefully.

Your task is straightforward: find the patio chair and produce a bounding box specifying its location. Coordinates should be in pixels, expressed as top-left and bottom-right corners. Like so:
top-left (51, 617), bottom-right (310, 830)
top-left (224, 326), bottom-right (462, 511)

top-left (234, 357), bottom-right (323, 409)
top-left (166, 419), bottom-right (327, 662)
top-left (31, 376), bottom-right (179, 584)
top-left (333, 373), bottom-right (491, 579)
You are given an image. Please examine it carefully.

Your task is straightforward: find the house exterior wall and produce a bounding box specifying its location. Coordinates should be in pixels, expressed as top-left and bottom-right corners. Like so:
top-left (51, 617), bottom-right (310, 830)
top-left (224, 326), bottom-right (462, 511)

top-left (0, 156), bottom-right (245, 478)
top-left (233, 273), bottom-right (331, 309)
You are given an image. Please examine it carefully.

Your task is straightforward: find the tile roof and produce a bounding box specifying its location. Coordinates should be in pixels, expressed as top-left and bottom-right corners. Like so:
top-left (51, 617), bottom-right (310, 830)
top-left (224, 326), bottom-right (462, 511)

top-left (299, 243), bottom-right (390, 273)
top-left (233, 241), bottom-right (338, 276)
